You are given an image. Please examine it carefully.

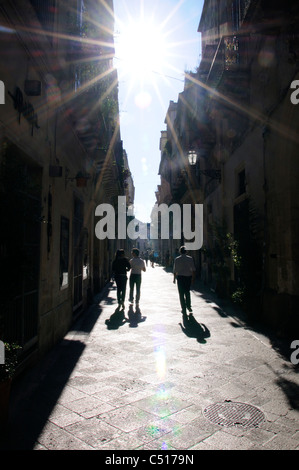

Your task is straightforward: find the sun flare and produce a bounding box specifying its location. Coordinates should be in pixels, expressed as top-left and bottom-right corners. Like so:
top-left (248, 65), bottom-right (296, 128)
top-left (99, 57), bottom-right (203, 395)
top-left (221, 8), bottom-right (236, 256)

top-left (115, 18), bottom-right (169, 84)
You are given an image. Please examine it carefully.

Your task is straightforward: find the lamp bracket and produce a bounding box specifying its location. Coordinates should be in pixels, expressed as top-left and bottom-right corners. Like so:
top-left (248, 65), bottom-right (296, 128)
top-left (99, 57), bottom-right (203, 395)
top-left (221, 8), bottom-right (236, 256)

top-left (198, 169), bottom-right (221, 181)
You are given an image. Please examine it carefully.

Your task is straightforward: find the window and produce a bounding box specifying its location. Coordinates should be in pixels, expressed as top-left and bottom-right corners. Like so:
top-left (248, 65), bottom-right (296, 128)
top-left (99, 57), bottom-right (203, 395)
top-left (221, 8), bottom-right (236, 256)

top-left (60, 217), bottom-right (69, 288)
top-left (73, 198), bottom-right (84, 307)
top-left (83, 228), bottom-right (89, 280)
top-left (237, 169), bottom-right (246, 196)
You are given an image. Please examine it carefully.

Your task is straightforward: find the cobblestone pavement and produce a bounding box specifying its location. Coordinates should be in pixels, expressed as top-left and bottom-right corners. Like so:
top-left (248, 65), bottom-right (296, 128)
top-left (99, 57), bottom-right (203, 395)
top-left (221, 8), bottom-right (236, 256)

top-left (2, 265), bottom-right (299, 450)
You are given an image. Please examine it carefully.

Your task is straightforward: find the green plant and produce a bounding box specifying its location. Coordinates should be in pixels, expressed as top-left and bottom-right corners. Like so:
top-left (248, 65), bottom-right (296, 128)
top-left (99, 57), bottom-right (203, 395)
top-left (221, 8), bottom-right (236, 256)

top-left (0, 343), bottom-right (21, 383)
top-left (209, 222), bottom-right (231, 269)
top-left (204, 222), bottom-right (244, 299)
top-left (122, 169), bottom-right (131, 180)
top-left (231, 286), bottom-right (246, 305)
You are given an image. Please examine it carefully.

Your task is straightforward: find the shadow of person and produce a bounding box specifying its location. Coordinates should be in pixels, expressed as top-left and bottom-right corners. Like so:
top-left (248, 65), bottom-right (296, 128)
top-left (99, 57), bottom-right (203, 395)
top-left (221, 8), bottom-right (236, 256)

top-left (105, 306), bottom-right (127, 330)
top-left (266, 363), bottom-right (299, 410)
top-left (179, 313), bottom-right (210, 343)
top-left (127, 304), bottom-right (147, 328)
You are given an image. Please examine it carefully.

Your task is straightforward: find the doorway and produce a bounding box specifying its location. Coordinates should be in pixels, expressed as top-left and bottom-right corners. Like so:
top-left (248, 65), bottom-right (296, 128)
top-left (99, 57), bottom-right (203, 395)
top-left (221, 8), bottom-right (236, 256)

top-left (73, 196), bottom-right (83, 313)
top-left (0, 144), bottom-right (41, 356)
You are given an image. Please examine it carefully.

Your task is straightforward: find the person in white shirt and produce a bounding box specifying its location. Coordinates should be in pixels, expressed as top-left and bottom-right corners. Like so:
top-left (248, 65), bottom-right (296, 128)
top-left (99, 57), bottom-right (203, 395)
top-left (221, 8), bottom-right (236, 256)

top-left (129, 248), bottom-right (146, 306)
top-left (173, 246), bottom-right (196, 316)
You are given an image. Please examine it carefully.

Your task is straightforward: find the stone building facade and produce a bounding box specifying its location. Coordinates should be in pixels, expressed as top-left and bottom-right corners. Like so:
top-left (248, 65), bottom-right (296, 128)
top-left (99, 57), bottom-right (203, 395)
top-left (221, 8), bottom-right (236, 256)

top-left (0, 0), bottom-right (131, 366)
top-left (156, 0), bottom-right (299, 335)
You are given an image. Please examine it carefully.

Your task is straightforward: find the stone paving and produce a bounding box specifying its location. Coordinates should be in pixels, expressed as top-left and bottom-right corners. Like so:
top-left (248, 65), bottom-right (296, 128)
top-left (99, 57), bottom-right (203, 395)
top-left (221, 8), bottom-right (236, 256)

top-left (2, 265), bottom-right (299, 450)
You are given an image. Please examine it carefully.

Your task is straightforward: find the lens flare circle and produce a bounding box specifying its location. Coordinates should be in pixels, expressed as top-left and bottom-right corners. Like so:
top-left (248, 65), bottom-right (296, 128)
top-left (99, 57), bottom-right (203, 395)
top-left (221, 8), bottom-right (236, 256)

top-left (155, 345), bottom-right (166, 379)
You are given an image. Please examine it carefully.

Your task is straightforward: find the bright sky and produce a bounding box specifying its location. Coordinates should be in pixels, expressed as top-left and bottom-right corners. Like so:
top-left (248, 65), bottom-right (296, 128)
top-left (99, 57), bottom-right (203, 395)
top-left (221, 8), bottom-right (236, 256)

top-left (113, 0), bottom-right (203, 223)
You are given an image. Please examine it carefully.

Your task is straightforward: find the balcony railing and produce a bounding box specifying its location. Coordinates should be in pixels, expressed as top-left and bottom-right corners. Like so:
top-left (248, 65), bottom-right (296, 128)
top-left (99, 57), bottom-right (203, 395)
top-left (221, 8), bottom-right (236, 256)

top-left (206, 35), bottom-right (243, 88)
top-left (224, 36), bottom-right (240, 70)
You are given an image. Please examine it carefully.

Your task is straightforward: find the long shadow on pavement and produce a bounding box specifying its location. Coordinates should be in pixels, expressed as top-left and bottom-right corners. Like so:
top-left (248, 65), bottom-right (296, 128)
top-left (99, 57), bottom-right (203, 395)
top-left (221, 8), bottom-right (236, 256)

top-left (179, 313), bottom-right (211, 344)
top-left (105, 306), bottom-right (127, 330)
top-left (127, 305), bottom-right (147, 328)
top-left (1, 286), bottom-right (110, 450)
top-left (266, 363), bottom-right (299, 410)
top-left (70, 283), bottom-right (111, 334)
top-left (1, 338), bottom-right (85, 450)
top-left (191, 279), bottom-right (299, 411)
top-left (192, 280), bottom-right (295, 362)
top-left (104, 305), bottom-right (147, 330)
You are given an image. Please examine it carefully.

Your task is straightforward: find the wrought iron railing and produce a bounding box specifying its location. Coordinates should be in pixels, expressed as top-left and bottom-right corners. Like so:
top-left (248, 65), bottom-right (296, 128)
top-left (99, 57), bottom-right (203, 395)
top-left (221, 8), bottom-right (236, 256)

top-left (207, 35), bottom-right (244, 87)
top-left (224, 36), bottom-right (239, 70)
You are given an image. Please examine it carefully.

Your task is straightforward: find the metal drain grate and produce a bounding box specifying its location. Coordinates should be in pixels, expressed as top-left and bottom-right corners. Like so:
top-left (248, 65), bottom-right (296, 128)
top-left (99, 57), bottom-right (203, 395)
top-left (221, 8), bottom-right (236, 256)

top-left (203, 401), bottom-right (265, 428)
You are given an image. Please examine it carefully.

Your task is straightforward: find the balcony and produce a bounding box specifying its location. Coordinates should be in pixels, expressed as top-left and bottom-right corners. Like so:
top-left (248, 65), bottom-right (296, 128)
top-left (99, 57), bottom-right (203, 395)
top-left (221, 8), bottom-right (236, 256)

top-left (206, 35), bottom-right (248, 89)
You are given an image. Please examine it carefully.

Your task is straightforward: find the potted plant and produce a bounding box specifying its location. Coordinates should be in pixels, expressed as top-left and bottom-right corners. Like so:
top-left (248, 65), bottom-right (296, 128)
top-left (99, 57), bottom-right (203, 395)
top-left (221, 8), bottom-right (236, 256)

top-left (122, 169), bottom-right (131, 180)
top-left (0, 342), bottom-right (21, 428)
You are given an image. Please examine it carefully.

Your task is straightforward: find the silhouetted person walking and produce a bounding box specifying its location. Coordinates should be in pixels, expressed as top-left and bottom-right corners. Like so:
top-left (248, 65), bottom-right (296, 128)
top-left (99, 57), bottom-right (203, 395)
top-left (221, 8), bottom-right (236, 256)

top-left (129, 248), bottom-right (146, 307)
top-left (173, 246), bottom-right (196, 316)
top-left (150, 251), bottom-right (155, 268)
top-left (112, 249), bottom-right (131, 309)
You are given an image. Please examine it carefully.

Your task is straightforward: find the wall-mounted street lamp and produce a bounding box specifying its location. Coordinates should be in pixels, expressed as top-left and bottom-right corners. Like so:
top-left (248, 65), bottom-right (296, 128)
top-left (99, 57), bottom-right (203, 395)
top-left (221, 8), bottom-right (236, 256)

top-left (188, 150), bottom-right (197, 166)
top-left (188, 150), bottom-right (221, 181)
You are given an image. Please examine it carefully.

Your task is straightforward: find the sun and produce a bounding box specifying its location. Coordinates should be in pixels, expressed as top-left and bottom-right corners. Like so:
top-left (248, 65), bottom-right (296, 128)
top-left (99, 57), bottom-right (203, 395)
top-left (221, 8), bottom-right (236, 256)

top-left (115, 17), bottom-right (169, 84)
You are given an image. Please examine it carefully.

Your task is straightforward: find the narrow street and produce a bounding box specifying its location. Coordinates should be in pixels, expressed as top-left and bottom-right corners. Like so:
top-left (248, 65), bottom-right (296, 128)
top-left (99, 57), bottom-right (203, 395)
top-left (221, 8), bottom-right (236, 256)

top-left (2, 265), bottom-right (299, 451)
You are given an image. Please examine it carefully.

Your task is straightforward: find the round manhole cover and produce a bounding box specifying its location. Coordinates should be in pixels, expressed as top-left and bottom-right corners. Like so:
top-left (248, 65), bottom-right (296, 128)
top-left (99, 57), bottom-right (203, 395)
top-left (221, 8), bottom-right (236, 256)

top-left (203, 401), bottom-right (265, 428)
